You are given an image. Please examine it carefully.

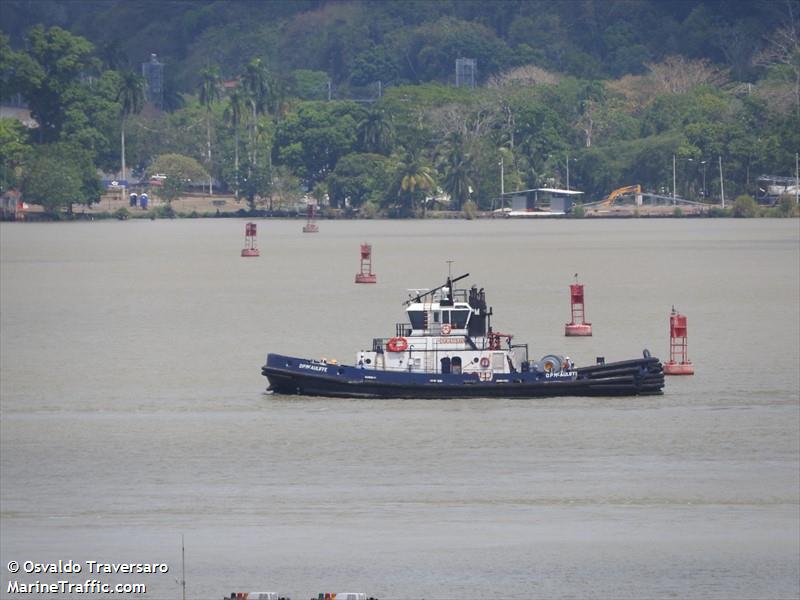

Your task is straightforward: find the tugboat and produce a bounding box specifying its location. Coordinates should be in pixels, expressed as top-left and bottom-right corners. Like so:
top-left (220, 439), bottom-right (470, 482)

top-left (262, 273), bottom-right (664, 398)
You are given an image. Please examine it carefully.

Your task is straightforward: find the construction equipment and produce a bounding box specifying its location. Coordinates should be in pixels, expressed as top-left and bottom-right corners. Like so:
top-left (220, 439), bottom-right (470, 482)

top-left (600, 184), bottom-right (641, 207)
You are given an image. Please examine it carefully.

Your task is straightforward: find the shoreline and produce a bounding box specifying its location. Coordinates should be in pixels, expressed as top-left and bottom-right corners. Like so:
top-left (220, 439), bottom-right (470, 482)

top-left (4, 192), bottom-right (795, 222)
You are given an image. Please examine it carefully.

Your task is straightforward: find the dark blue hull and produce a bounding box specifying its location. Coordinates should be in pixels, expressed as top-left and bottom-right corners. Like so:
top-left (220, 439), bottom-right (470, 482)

top-left (262, 353), bottom-right (664, 399)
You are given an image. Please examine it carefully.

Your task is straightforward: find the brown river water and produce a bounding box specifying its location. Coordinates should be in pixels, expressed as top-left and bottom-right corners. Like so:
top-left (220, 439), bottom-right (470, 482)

top-left (1, 218), bottom-right (798, 599)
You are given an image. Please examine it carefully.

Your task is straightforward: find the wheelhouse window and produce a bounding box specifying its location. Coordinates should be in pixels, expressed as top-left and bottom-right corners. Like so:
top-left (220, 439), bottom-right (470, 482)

top-left (433, 311), bottom-right (440, 323)
top-left (408, 310), bottom-right (425, 329)
top-left (451, 310), bottom-right (470, 329)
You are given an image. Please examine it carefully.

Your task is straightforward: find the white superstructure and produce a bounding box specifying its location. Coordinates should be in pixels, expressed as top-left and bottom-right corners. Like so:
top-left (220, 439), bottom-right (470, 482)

top-left (355, 275), bottom-right (531, 378)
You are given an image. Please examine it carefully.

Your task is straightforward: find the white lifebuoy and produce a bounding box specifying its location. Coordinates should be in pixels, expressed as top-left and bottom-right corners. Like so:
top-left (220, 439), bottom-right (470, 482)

top-left (441, 324), bottom-right (452, 335)
top-left (480, 356), bottom-right (490, 368)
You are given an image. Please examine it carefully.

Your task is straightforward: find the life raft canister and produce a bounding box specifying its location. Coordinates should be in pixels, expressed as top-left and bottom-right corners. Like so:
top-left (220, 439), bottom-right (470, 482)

top-left (386, 337), bottom-right (409, 352)
top-left (480, 356), bottom-right (490, 368)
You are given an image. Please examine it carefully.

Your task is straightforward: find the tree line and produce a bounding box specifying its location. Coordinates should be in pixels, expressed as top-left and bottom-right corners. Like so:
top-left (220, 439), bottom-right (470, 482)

top-left (0, 2), bottom-right (798, 217)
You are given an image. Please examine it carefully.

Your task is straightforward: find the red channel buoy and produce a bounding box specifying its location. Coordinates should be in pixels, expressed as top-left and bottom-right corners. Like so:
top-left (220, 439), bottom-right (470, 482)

top-left (565, 275), bottom-right (592, 336)
top-left (240, 222), bottom-right (260, 257)
top-left (355, 243), bottom-right (377, 283)
top-left (302, 203), bottom-right (319, 233)
top-left (664, 307), bottom-right (694, 375)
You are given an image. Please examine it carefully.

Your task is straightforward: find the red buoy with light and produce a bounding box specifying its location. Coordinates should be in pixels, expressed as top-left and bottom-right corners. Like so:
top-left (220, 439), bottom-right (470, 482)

top-left (565, 275), bottom-right (592, 336)
top-left (241, 222), bottom-right (260, 257)
top-left (355, 243), bottom-right (377, 283)
top-left (302, 203), bottom-right (319, 233)
top-left (664, 307), bottom-right (694, 375)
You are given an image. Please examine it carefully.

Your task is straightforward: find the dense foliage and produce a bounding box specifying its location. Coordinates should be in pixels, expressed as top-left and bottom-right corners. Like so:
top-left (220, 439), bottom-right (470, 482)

top-left (0, 0), bottom-right (798, 216)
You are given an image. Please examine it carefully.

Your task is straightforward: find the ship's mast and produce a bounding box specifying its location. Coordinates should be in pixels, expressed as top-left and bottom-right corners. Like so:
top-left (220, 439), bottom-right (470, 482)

top-left (181, 534), bottom-right (186, 600)
top-left (404, 273), bottom-right (469, 306)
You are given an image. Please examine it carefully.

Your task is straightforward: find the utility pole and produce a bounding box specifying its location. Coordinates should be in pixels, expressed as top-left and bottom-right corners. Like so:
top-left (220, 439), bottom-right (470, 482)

top-left (701, 160), bottom-right (707, 200)
top-left (499, 156), bottom-right (506, 200)
top-left (719, 155), bottom-right (725, 208)
top-left (672, 154), bottom-right (676, 200)
top-left (566, 151), bottom-right (570, 191)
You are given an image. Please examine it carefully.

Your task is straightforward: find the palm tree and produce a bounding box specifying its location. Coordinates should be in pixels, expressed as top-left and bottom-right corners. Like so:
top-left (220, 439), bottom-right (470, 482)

top-left (115, 71), bottom-right (145, 189)
top-left (439, 134), bottom-right (473, 211)
top-left (357, 106), bottom-right (394, 154)
top-left (198, 66), bottom-right (221, 194)
top-left (223, 88), bottom-right (245, 200)
top-left (241, 58), bottom-right (270, 168)
top-left (397, 151), bottom-right (436, 217)
top-left (267, 74), bottom-right (290, 121)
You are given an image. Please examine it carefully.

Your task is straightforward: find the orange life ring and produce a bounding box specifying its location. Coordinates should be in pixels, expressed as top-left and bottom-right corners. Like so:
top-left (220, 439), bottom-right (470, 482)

top-left (480, 357), bottom-right (490, 368)
top-left (386, 337), bottom-right (409, 352)
top-left (441, 324), bottom-right (452, 335)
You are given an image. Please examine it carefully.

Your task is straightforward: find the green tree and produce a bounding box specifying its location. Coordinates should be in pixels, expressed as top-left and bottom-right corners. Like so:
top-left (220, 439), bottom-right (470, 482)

top-left (0, 34), bottom-right (17, 102)
top-left (356, 106), bottom-right (394, 154)
top-left (350, 46), bottom-right (400, 87)
top-left (115, 70), bottom-right (145, 186)
top-left (275, 101), bottom-right (360, 184)
top-left (395, 151), bottom-right (436, 217)
top-left (8, 26), bottom-right (98, 142)
top-left (754, 19), bottom-right (800, 119)
top-left (157, 175), bottom-right (184, 209)
top-left (198, 66), bottom-right (221, 194)
top-left (437, 133), bottom-right (473, 210)
top-left (21, 143), bottom-right (101, 214)
top-left (241, 58), bottom-right (270, 168)
top-left (266, 164), bottom-right (299, 212)
top-left (401, 17), bottom-right (511, 83)
top-left (62, 70), bottom-right (122, 173)
top-left (223, 88), bottom-right (246, 199)
top-left (290, 69), bottom-right (329, 100)
top-left (0, 118), bottom-right (33, 193)
top-left (147, 153), bottom-right (209, 204)
top-left (240, 118), bottom-right (275, 210)
top-left (326, 152), bottom-right (396, 209)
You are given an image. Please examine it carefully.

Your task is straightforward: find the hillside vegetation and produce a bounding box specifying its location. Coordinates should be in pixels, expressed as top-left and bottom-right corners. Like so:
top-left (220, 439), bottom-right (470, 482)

top-left (0, 0), bottom-right (798, 216)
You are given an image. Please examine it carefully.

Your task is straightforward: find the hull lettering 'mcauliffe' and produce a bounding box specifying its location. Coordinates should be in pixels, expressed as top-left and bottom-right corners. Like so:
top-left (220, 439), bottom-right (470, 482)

top-left (262, 272), bottom-right (665, 399)
top-left (299, 363), bottom-right (329, 372)
top-left (546, 371), bottom-right (577, 379)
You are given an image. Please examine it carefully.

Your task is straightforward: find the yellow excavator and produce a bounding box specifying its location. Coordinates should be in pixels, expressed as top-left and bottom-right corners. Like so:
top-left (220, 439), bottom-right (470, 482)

top-left (600, 184), bottom-right (641, 207)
